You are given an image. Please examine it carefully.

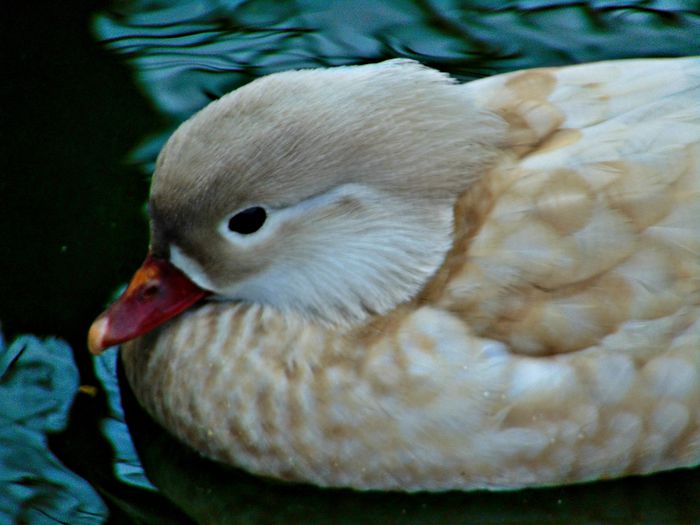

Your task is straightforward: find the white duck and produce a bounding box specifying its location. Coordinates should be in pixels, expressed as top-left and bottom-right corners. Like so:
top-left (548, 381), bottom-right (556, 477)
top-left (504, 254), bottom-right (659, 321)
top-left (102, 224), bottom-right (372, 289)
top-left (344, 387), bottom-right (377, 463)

top-left (89, 57), bottom-right (700, 491)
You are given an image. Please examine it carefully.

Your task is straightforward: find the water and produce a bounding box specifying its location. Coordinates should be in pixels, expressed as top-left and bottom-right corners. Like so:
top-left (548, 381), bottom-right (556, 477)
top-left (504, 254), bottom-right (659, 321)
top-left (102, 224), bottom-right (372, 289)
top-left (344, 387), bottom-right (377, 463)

top-left (2, 1), bottom-right (700, 523)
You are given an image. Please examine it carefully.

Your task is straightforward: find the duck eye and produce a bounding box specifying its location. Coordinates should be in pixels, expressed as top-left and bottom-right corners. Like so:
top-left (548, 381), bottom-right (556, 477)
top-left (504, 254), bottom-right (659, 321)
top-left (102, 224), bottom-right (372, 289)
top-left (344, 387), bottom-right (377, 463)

top-left (228, 206), bottom-right (267, 234)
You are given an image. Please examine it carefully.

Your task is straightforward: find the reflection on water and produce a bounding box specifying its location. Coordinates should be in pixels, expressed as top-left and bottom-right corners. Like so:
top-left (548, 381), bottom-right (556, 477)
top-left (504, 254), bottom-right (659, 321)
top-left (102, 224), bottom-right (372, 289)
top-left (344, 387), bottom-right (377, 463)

top-left (92, 0), bottom-right (700, 171)
top-left (4, 0), bottom-right (700, 523)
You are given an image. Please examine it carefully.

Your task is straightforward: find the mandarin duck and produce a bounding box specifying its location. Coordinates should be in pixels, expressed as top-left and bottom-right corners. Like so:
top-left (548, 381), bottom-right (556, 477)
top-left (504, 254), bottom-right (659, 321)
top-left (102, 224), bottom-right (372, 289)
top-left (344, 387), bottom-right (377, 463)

top-left (89, 57), bottom-right (700, 491)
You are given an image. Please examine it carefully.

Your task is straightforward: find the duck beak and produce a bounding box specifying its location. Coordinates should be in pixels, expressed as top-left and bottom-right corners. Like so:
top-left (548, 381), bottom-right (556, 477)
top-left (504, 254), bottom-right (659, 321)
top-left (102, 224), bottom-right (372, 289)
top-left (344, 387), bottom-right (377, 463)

top-left (88, 253), bottom-right (209, 355)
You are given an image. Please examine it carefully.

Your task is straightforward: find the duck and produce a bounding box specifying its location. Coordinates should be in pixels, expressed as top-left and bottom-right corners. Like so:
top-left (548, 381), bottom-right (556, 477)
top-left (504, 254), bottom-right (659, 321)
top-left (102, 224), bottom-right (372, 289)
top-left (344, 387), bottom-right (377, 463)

top-left (88, 57), bottom-right (700, 492)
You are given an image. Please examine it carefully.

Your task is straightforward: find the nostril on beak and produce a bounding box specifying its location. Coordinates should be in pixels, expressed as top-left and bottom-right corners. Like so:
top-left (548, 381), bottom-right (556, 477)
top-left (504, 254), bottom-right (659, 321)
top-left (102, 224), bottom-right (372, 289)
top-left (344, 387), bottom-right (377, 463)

top-left (142, 283), bottom-right (160, 299)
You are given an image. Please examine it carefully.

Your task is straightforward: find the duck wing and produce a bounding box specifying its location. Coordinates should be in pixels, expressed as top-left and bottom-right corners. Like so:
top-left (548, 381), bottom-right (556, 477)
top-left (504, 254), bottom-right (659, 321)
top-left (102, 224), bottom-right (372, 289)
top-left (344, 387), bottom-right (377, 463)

top-left (433, 57), bottom-right (700, 357)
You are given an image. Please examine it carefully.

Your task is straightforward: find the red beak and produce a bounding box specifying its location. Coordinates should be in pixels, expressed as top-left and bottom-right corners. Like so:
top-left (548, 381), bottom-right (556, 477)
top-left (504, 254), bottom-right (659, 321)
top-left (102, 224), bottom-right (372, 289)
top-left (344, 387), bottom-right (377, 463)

top-left (87, 254), bottom-right (209, 354)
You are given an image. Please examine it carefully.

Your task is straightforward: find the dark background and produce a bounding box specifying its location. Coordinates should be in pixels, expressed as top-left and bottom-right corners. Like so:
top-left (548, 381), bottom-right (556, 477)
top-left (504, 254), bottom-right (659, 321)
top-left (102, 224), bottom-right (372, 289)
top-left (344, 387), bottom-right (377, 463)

top-left (3, 0), bottom-right (154, 352)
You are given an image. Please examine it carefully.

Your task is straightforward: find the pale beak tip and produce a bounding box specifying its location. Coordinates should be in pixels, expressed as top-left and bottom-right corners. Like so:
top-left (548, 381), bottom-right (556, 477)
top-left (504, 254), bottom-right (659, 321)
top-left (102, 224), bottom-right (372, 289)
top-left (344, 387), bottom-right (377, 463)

top-left (87, 315), bottom-right (109, 355)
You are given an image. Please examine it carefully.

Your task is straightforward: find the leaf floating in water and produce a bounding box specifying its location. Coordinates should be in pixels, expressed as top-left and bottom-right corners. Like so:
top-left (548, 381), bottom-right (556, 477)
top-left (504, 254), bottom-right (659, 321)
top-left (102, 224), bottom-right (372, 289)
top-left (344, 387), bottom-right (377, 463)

top-left (0, 335), bottom-right (108, 524)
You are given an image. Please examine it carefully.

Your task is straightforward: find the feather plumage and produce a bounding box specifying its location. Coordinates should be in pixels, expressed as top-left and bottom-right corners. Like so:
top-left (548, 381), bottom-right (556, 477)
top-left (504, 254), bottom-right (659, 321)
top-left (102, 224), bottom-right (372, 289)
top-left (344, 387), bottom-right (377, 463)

top-left (121, 57), bottom-right (700, 491)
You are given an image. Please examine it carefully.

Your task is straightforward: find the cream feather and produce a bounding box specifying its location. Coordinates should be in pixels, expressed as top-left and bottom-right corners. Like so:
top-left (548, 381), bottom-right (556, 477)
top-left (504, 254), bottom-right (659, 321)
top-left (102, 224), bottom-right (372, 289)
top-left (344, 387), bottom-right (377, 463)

top-left (123, 57), bottom-right (700, 491)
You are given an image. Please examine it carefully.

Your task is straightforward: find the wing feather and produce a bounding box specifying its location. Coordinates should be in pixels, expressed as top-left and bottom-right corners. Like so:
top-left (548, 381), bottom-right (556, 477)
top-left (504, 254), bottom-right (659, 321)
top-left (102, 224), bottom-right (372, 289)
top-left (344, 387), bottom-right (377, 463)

top-left (441, 57), bottom-right (700, 356)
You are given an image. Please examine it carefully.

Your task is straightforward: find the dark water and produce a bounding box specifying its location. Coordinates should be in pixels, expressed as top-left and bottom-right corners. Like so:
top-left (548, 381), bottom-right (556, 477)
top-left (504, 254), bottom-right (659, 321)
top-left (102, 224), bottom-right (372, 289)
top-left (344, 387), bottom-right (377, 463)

top-left (3, 1), bottom-right (700, 523)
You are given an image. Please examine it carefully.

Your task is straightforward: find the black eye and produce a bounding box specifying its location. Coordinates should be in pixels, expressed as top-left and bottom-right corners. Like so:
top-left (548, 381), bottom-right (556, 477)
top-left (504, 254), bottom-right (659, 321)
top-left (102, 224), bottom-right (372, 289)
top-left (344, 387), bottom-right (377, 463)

top-left (228, 206), bottom-right (267, 234)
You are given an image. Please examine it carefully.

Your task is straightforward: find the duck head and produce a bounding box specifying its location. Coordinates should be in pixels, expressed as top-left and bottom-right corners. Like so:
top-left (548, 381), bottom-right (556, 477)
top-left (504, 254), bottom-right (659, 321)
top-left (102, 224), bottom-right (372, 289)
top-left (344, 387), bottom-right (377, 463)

top-left (88, 59), bottom-right (504, 354)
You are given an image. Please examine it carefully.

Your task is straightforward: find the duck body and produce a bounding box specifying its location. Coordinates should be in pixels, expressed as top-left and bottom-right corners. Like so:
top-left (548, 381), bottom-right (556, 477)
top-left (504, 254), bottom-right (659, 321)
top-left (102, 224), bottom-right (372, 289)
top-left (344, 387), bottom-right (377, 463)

top-left (104, 57), bottom-right (699, 491)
